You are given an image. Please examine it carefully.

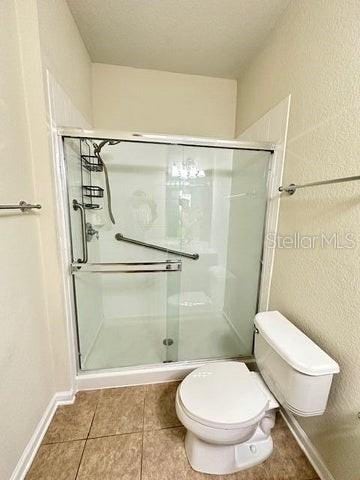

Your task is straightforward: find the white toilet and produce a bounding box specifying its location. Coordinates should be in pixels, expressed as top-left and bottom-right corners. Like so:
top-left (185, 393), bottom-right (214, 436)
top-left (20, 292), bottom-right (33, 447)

top-left (176, 311), bottom-right (340, 475)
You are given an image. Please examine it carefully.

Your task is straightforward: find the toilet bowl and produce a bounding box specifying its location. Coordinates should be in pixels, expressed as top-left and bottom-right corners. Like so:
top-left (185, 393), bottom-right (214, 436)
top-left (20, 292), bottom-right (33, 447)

top-left (176, 311), bottom-right (340, 475)
top-left (175, 362), bottom-right (278, 474)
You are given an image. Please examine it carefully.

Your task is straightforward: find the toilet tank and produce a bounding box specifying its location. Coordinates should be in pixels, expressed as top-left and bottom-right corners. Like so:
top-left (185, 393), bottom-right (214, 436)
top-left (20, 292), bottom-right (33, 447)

top-left (254, 311), bottom-right (339, 416)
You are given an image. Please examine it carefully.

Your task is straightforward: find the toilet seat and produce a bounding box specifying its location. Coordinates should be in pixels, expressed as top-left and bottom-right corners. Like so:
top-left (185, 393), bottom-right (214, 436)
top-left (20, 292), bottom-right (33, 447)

top-left (178, 362), bottom-right (269, 430)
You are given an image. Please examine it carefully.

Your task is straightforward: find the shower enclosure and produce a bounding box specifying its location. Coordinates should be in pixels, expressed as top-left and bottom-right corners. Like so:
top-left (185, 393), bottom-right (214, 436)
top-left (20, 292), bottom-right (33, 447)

top-left (63, 133), bottom-right (273, 371)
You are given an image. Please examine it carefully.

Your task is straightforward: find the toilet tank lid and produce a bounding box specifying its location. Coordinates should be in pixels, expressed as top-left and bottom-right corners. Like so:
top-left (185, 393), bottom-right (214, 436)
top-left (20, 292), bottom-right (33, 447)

top-left (255, 311), bottom-right (340, 376)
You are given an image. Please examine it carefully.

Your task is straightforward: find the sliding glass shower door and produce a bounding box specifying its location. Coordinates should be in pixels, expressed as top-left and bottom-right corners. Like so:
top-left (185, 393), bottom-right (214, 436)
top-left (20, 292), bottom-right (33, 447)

top-left (63, 136), bottom-right (271, 371)
top-left (173, 146), bottom-right (270, 361)
top-left (65, 138), bottom-right (184, 369)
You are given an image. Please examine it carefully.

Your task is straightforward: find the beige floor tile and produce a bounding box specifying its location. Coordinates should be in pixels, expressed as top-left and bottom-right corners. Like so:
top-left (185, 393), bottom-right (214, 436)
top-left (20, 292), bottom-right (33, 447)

top-left (34, 383), bottom-right (318, 480)
top-left (272, 424), bottom-right (303, 455)
top-left (290, 452), bottom-right (319, 479)
top-left (143, 426), bottom-right (268, 480)
top-left (77, 432), bottom-right (142, 480)
top-left (43, 390), bottom-right (100, 443)
top-left (264, 426), bottom-right (318, 480)
top-left (273, 424), bottom-right (317, 470)
top-left (89, 386), bottom-right (145, 437)
top-left (263, 444), bottom-right (299, 480)
top-left (142, 427), bottom-right (209, 480)
top-left (219, 463), bottom-right (269, 480)
top-left (144, 381), bottom-right (181, 431)
top-left (25, 440), bottom-right (85, 480)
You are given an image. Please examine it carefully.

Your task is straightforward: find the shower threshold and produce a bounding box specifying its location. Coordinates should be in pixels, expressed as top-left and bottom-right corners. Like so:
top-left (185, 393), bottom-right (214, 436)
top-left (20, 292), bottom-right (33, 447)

top-left (76, 355), bottom-right (255, 391)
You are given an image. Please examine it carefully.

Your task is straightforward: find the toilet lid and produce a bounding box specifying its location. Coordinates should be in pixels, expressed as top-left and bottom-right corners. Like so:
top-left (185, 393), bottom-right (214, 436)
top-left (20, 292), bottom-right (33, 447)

top-left (178, 362), bottom-right (269, 429)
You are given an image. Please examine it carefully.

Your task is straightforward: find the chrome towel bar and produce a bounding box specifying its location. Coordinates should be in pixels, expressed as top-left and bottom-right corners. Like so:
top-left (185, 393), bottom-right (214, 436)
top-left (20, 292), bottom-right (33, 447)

top-left (72, 260), bottom-right (182, 274)
top-left (0, 201), bottom-right (41, 212)
top-left (279, 174), bottom-right (360, 195)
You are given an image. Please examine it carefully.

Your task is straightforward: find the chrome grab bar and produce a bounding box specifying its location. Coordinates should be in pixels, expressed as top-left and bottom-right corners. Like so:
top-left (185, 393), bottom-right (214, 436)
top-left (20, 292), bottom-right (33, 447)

top-left (0, 201), bottom-right (41, 212)
top-left (72, 200), bottom-right (88, 263)
top-left (71, 260), bottom-right (182, 274)
top-left (115, 233), bottom-right (199, 260)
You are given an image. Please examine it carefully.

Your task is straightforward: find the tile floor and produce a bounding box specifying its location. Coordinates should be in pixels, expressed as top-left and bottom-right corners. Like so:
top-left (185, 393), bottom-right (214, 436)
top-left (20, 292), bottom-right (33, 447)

top-left (26, 382), bottom-right (320, 480)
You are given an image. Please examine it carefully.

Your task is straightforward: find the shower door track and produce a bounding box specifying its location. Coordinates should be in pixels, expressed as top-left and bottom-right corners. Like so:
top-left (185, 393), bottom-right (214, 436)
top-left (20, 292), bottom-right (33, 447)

top-left (59, 128), bottom-right (275, 153)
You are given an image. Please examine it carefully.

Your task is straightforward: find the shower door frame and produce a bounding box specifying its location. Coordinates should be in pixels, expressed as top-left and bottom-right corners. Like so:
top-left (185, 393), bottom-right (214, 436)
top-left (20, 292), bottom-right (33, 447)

top-left (55, 128), bottom-right (279, 391)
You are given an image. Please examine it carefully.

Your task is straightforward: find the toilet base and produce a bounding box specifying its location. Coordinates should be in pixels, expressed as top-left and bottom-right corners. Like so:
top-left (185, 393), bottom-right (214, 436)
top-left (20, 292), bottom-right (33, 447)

top-left (184, 430), bottom-right (273, 475)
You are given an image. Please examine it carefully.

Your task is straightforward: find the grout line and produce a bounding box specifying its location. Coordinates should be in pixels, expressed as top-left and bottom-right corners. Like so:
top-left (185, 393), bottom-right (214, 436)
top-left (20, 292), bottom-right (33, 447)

top-left (83, 423), bottom-right (181, 442)
top-left (42, 437), bottom-right (88, 446)
top-left (42, 394), bottom-right (102, 446)
top-left (143, 424), bottom-right (182, 433)
top-left (86, 404), bottom-right (98, 439)
top-left (74, 392), bottom-right (101, 480)
top-left (89, 432), bottom-right (143, 441)
top-left (88, 430), bottom-right (143, 441)
top-left (74, 440), bottom-right (87, 480)
top-left (85, 390), bottom-right (102, 439)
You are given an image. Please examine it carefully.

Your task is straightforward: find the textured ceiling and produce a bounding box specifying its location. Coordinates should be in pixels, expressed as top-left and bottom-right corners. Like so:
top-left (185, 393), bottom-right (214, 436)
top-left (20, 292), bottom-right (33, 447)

top-left (66, 0), bottom-right (290, 78)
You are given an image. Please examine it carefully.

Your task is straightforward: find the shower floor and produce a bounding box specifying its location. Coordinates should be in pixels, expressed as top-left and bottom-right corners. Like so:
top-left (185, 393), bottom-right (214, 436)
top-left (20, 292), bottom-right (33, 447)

top-left (83, 312), bottom-right (245, 370)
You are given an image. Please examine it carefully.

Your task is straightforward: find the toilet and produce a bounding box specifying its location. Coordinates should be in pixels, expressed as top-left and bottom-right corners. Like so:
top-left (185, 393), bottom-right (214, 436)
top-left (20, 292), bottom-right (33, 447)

top-left (175, 311), bottom-right (340, 475)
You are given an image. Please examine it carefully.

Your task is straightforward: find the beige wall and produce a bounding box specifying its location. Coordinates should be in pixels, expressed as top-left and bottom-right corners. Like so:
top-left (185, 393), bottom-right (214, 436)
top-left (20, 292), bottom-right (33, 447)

top-left (92, 63), bottom-right (237, 137)
top-left (37, 0), bottom-right (92, 123)
top-left (236, 1), bottom-right (360, 479)
top-left (1, 0), bottom-right (93, 476)
top-left (0, 1), bottom-right (55, 478)
top-left (16, 0), bottom-right (79, 394)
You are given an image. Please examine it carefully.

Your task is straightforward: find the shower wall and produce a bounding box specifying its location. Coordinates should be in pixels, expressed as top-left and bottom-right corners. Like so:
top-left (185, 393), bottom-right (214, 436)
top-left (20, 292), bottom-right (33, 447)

top-left (37, 0), bottom-right (92, 123)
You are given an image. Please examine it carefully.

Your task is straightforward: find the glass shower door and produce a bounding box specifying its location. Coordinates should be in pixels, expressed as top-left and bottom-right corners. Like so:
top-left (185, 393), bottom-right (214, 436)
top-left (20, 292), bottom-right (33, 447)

top-left (64, 138), bottom-right (183, 370)
top-left (64, 135), bottom-right (271, 371)
top-left (173, 146), bottom-right (271, 361)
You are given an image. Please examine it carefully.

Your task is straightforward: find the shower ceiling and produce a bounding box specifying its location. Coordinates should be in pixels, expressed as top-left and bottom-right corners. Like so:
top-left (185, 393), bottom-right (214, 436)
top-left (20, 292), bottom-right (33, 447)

top-left (66, 0), bottom-right (291, 78)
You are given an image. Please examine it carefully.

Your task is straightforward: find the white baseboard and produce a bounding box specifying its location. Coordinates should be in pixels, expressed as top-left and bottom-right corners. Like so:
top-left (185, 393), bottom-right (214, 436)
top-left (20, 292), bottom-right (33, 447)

top-left (55, 390), bottom-right (76, 406)
top-left (10, 390), bottom-right (75, 480)
top-left (281, 409), bottom-right (335, 480)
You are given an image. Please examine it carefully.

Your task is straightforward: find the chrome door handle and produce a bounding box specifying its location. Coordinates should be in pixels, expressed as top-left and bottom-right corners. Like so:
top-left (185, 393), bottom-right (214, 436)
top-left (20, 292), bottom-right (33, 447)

top-left (73, 200), bottom-right (88, 263)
